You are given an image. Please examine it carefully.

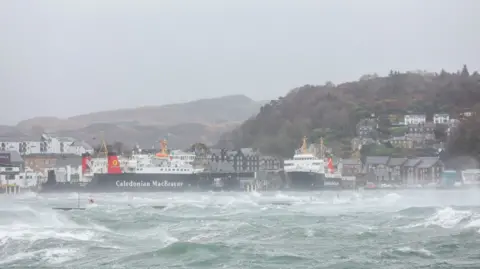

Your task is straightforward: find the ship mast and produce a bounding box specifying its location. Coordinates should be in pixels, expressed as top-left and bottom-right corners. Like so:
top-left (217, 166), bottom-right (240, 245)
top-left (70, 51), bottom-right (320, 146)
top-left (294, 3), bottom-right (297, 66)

top-left (160, 139), bottom-right (168, 155)
top-left (95, 131), bottom-right (109, 173)
top-left (155, 138), bottom-right (169, 158)
top-left (319, 137), bottom-right (325, 159)
top-left (97, 131), bottom-right (108, 158)
top-left (301, 136), bottom-right (308, 154)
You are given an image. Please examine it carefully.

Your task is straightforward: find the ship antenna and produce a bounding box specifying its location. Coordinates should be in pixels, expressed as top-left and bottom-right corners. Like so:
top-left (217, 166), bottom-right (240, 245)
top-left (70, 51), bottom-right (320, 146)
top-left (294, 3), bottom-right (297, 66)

top-left (98, 131), bottom-right (108, 158)
top-left (320, 137), bottom-right (324, 158)
top-left (301, 136), bottom-right (308, 154)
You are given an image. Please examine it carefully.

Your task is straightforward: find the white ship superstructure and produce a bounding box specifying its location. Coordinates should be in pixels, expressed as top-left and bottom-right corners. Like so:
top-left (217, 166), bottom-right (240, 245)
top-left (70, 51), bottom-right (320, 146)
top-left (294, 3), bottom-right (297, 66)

top-left (124, 152), bottom-right (204, 174)
top-left (82, 139), bottom-right (204, 177)
top-left (283, 137), bottom-right (326, 189)
top-left (461, 169), bottom-right (480, 186)
top-left (283, 152), bottom-right (325, 174)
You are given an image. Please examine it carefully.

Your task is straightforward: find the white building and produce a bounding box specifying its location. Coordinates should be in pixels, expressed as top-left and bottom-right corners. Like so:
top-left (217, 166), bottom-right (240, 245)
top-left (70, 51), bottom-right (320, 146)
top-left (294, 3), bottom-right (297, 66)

top-left (404, 114), bottom-right (426, 125)
top-left (0, 151), bottom-right (42, 189)
top-left (47, 165), bottom-right (83, 183)
top-left (0, 134), bottom-right (93, 155)
top-left (433, 113), bottom-right (450, 124)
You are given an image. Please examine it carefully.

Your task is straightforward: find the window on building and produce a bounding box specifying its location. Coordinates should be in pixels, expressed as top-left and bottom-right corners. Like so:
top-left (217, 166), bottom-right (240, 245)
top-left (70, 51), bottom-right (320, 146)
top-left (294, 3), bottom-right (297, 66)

top-left (40, 142), bottom-right (47, 153)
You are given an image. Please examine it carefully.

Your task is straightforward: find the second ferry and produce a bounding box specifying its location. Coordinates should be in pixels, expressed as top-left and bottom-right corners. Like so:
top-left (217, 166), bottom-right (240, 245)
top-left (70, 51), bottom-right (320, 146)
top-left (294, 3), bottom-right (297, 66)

top-left (283, 137), bottom-right (342, 190)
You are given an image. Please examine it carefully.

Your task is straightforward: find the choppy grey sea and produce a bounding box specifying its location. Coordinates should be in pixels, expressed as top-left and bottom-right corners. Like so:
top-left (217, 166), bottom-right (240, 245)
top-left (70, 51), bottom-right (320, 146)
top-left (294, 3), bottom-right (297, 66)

top-left (1, 190), bottom-right (480, 269)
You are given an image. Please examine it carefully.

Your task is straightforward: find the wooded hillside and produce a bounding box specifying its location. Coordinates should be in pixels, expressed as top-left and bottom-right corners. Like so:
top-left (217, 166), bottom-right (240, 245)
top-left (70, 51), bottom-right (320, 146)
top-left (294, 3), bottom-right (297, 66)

top-left (219, 66), bottom-right (480, 158)
top-left (444, 104), bottom-right (480, 168)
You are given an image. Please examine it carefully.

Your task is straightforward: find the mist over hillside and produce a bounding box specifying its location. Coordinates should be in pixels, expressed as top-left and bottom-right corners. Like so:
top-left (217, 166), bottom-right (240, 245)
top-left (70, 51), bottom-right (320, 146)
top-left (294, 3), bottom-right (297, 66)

top-left (218, 66), bottom-right (480, 158)
top-left (1, 95), bottom-right (265, 149)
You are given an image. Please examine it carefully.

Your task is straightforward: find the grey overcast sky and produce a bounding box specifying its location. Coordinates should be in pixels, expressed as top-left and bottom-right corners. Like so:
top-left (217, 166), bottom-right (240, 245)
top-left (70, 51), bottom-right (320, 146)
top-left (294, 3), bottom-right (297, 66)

top-left (0, 0), bottom-right (479, 125)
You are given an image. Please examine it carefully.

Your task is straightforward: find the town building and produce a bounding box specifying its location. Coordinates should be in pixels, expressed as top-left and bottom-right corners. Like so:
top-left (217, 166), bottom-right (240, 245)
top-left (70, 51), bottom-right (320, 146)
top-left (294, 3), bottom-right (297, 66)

top-left (23, 153), bottom-right (83, 173)
top-left (363, 156), bottom-right (443, 185)
top-left (207, 148), bottom-right (282, 172)
top-left (363, 156), bottom-right (390, 182)
top-left (0, 151), bottom-right (23, 188)
top-left (351, 137), bottom-right (376, 151)
top-left (389, 136), bottom-right (414, 149)
top-left (0, 134), bottom-right (93, 156)
top-left (388, 114), bottom-right (405, 126)
top-left (401, 157), bottom-right (443, 185)
top-left (404, 114), bottom-right (426, 125)
top-left (406, 122), bottom-right (435, 148)
top-left (356, 119), bottom-right (377, 138)
top-left (0, 151), bottom-right (41, 191)
top-left (340, 159), bottom-right (362, 176)
top-left (433, 113), bottom-right (450, 124)
top-left (387, 157), bottom-right (408, 182)
top-left (459, 110), bottom-right (475, 120)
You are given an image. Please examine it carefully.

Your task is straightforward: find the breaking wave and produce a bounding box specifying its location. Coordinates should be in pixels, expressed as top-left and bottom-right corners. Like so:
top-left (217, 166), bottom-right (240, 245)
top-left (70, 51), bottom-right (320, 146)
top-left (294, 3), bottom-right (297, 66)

top-left (1, 189), bottom-right (480, 268)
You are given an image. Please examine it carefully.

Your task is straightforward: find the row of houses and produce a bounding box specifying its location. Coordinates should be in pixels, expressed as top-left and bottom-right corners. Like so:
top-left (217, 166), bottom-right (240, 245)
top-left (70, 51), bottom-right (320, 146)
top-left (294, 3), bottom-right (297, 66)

top-left (403, 112), bottom-right (473, 125)
top-left (341, 156), bottom-right (444, 185)
top-left (354, 111), bottom-right (467, 152)
top-left (0, 151), bottom-right (44, 188)
top-left (205, 148), bottom-right (282, 171)
top-left (0, 134), bottom-right (93, 156)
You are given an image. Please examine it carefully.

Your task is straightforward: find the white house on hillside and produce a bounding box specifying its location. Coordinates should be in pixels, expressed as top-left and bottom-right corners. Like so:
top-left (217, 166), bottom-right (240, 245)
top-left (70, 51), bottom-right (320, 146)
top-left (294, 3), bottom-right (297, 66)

top-left (433, 113), bottom-right (450, 124)
top-left (404, 114), bottom-right (426, 125)
top-left (0, 134), bottom-right (93, 155)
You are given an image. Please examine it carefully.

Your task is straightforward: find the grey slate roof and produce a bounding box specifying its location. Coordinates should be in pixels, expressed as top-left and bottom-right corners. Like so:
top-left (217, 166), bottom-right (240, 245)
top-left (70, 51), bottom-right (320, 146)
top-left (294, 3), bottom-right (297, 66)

top-left (207, 161), bottom-right (236, 172)
top-left (342, 159), bottom-right (361, 165)
top-left (58, 137), bottom-right (76, 143)
top-left (70, 141), bottom-right (93, 150)
top-left (388, 157), bottom-right (408, 166)
top-left (365, 156), bottom-right (389, 165)
top-left (404, 158), bottom-right (422, 167)
top-left (54, 155), bottom-right (83, 168)
top-left (210, 149), bottom-right (222, 155)
top-left (0, 151), bottom-right (24, 163)
top-left (417, 157), bottom-right (440, 168)
top-left (0, 137), bottom-right (36, 142)
top-left (240, 148), bottom-right (257, 156)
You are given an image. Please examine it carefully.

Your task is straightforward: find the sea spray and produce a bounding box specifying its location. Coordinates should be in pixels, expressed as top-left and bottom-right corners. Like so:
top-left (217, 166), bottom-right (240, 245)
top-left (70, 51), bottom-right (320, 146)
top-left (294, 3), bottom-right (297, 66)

top-left (1, 190), bottom-right (480, 268)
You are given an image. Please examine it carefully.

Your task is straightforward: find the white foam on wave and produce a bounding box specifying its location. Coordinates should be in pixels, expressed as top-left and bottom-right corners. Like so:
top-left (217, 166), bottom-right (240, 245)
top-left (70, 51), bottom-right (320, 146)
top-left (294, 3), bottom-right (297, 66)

top-left (402, 206), bottom-right (478, 229)
top-left (424, 207), bottom-right (473, 228)
top-left (0, 247), bottom-right (79, 266)
top-left (383, 193), bottom-right (402, 203)
top-left (0, 227), bottom-right (96, 243)
top-left (394, 246), bottom-right (434, 258)
top-left (0, 204), bottom-right (111, 247)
